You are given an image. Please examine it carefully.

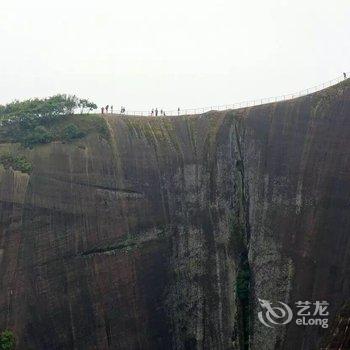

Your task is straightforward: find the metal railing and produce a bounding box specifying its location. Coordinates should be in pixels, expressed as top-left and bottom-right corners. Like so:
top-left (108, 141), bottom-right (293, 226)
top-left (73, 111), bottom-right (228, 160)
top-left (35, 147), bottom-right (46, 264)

top-left (107, 72), bottom-right (349, 117)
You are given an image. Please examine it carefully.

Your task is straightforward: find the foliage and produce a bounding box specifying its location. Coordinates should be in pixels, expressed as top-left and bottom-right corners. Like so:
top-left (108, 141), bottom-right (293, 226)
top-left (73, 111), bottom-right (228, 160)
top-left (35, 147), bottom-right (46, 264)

top-left (0, 95), bottom-right (100, 147)
top-left (0, 94), bottom-right (77, 126)
top-left (0, 330), bottom-right (15, 350)
top-left (96, 119), bottom-right (109, 139)
top-left (23, 126), bottom-right (53, 148)
top-left (0, 154), bottom-right (33, 173)
top-left (236, 257), bottom-right (251, 350)
top-left (0, 94), bottom-right (97, 127)
top-left (61, 124), bottom-right (86, 141)
top-left (78, 99), bottom-right (97, 114)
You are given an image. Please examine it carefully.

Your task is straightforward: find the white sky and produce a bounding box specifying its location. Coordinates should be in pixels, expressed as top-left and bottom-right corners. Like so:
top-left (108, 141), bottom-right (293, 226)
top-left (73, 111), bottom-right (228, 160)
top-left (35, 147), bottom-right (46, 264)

top-left (0, 0), bottom-right (349, 111)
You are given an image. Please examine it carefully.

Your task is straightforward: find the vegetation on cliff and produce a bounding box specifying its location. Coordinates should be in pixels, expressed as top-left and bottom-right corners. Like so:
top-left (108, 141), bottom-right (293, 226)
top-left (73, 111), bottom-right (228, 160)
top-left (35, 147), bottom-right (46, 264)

top-left (61, 123), bottom-right (86, 141)
top-left (0, 330), bottom-right (15, 350)
top-left (0, 94), bottom-right (96, 125)
top-left (0, 154), bottom-right (32, 174)
top-left (0, 95), bottom-right (109, 148)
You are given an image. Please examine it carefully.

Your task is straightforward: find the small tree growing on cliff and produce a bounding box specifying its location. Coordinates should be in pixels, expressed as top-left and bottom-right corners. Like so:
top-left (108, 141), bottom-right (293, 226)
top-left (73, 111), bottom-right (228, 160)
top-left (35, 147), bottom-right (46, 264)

top-left (0, 330), bottom-right (15, 350)
top-left (23, 125), bottom-right (53, 148)
top-left (61, 123), bottom-right (86, 141)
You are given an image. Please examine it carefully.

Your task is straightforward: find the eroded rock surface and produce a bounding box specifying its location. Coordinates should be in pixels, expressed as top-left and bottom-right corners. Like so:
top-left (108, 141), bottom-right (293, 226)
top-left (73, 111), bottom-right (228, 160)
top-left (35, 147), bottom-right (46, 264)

top-left (0, 80), bottom-right (349, 349)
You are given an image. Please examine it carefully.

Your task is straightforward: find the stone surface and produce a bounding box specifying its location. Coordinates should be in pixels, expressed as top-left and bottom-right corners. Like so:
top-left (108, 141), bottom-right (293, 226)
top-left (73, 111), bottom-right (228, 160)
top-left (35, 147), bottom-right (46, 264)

top-left (0, 80), bottom-right (349, 349)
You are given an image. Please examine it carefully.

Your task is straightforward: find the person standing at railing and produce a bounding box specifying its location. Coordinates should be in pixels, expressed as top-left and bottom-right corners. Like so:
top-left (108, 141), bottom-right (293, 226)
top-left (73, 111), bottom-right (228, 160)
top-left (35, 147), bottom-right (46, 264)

top-left (177, 107), bottom-right (180, 116)
top-left (111, 105), bottom-right (113, 114)
top-left (155, 108), bottom-right (158, 116)
top-left (344, 72), bottom-right (347, 79)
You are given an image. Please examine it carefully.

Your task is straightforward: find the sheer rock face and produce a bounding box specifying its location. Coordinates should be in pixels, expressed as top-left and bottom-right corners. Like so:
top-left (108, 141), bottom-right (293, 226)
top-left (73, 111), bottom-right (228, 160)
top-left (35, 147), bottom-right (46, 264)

top-left (0, 80), bottom-right (349, 350)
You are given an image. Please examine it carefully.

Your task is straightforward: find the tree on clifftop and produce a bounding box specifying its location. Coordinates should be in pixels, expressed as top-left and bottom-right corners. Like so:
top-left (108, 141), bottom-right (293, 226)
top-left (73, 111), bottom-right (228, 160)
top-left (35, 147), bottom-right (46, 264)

top-left (78, 99), bottom-right (97, 114)
top-left (0, 94), bottom-right (97, 127)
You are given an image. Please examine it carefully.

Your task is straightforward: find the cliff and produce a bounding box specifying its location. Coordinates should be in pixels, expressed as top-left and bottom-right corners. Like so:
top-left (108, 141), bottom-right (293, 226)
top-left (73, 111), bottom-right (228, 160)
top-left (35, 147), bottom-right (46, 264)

top-left (0, 79), bottom-right (349, 349)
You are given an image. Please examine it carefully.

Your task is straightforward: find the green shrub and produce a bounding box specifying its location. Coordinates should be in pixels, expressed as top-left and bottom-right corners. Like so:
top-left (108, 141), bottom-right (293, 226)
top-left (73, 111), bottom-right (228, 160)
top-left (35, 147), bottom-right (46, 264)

top-left (0, 94), bottom-right (84, 124)
top-left (0, 154), bottom-right (33, 173)
top-left (96, 120), bottom-right (109, 139)
top-left (0, 94), bottom-right (97, 142)
top-left (0, 97), bottom-right (103, 148)
top-left (23, 126), bottom-right (53, 148)
top-left (0, 330), bottom-right (15, 350)
top-left (61, 124), bottom-right (86, 141)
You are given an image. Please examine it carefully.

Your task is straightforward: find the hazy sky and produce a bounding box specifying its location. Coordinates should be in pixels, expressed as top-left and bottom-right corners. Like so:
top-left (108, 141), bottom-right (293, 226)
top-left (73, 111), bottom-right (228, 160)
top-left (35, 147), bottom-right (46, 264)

top-left (0, 0), bottom-right (349, 111)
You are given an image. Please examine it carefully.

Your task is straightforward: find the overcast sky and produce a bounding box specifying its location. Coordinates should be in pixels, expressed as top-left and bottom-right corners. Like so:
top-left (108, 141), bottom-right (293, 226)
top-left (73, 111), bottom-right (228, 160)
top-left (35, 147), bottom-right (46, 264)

top-left (0, 0), bottom-right (349, 111)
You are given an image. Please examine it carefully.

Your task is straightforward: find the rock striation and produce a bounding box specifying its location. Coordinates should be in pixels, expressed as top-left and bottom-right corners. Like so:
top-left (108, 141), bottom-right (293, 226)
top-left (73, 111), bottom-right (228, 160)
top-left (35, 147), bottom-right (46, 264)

top-left (0, 80), bottom-right (349, 349)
